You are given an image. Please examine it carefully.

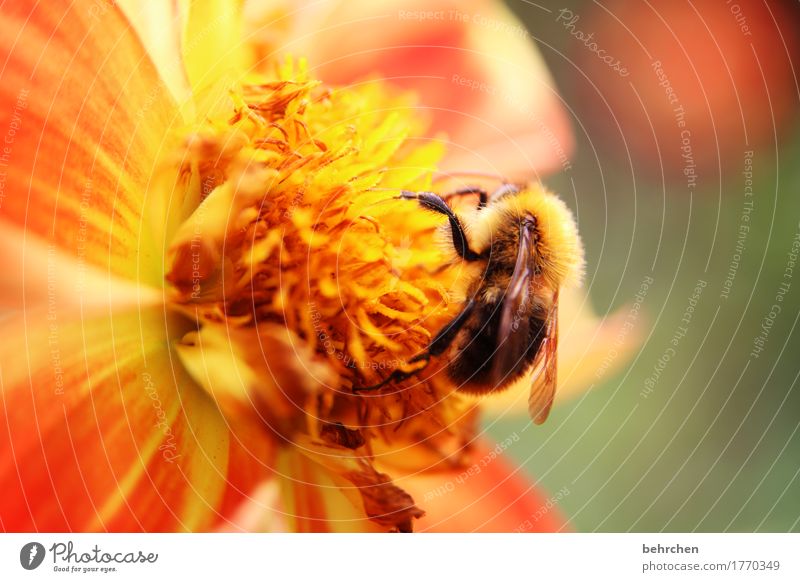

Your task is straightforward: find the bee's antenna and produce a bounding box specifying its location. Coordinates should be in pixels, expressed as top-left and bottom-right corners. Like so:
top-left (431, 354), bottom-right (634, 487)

top-left (361, 187), bottom-right (419, 206)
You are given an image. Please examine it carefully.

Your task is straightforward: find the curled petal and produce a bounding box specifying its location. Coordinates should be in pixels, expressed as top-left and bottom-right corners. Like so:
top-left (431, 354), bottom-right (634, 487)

top-left (174, 322), bottom-right (338, 436)
top-left (276, 445), bottom-right (381, 532)
top-left (279, 436), bottom-right (424, 533)
top-left (0, 310), bottom-right (273, 531)
top-left (217, 408), bottom-right (562, 532)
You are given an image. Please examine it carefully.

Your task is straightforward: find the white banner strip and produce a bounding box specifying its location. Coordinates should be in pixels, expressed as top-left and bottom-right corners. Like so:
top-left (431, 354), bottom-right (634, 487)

top-left (1, 533), bottom-right (797, 581)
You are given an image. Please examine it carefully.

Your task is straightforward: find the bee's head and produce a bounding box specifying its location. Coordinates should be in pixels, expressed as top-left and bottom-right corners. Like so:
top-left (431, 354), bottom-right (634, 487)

top-left (498, 184), bottom-right (585, 289)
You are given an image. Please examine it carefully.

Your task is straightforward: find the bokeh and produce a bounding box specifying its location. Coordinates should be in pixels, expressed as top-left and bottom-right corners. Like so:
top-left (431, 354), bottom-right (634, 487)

top-left (488, 0), bottom-right (800, 531)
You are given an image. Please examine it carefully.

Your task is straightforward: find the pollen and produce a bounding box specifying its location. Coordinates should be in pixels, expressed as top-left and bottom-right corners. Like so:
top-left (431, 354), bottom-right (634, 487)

top-left (161, 58), bottom-right (477, 531)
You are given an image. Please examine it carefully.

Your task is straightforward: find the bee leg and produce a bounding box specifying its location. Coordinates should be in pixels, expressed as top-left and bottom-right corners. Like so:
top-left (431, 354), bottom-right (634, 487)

top-left (351, 355), bottom-right (429, 392)
top-left (352, 300), bottom-right (476, 392)
top-left (443, 187), bottom-right (488, 209)
top-left (397, 191), bottom-right (482, 261)
top-left (426, 298), bottom-right (476, 356)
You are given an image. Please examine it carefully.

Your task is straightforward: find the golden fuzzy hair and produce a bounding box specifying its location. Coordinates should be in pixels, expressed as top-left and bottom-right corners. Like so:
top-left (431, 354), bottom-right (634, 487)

top-left (469, 183), bottom-right (584, 289)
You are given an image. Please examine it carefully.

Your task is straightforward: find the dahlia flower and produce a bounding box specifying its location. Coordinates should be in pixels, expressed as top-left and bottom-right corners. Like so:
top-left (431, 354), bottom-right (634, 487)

top-left (0, 0), bottom-right (639, 532)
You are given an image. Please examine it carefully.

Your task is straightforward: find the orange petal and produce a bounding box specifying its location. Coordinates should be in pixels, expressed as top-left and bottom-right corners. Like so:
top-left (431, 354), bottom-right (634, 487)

top-left (397, 438), bottom-right (569, 532)
top-left (223, 439), bottom-right (563, 533)
top-left (0, 1), bottom-right (179, 290)
top-left (246, 0), bottom-right (572, 179)
top-left (481, 286), bottom-right (647, 416)
top-left (0, 310), bottom-right (274, 531)
top-left (175, 324), bottom-right (431, 532)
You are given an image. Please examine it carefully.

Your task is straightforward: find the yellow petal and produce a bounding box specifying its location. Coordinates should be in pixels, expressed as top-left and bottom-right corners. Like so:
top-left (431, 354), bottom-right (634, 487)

top-left (116, 0), bottom-right (193, 107)
top-left (182, 0), bottom-right (246, 95)
top-left (175, 321), bottom-right (337, 430)
top-left (216, 479), bottom-right (289, 532)
top-left (0, 222), bottom-right (162, 311)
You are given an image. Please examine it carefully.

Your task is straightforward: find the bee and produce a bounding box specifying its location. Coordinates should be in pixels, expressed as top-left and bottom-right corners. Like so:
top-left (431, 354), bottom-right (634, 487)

top-left (356, 182), bottom-right (584, 424)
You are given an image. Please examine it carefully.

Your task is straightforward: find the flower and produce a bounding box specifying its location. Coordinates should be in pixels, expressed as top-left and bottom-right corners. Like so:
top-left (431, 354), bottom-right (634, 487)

top-left (0, 0), bottom-right (640, 532)
top-left (241, 0), bottom-right (574, 180)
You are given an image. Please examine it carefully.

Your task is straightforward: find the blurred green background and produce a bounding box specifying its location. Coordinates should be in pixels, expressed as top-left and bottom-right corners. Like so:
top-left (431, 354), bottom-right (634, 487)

top-left (487, 0), bottom-right (800, 531)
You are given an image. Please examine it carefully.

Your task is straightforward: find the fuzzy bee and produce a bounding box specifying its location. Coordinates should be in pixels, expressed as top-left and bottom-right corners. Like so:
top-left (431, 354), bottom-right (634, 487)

top-left (358, 183), bottom-right (584, 424)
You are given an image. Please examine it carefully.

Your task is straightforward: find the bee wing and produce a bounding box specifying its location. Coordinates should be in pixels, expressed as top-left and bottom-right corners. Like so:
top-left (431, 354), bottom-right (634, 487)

top-left (528, 289), bottom-right (559, 425)
top-left (491, 220), bottom-right (535, 386)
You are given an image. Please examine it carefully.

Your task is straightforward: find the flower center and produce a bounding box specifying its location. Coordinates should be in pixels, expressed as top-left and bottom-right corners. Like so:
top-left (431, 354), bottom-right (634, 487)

top-left (162, 59), bottom-right (473, 445)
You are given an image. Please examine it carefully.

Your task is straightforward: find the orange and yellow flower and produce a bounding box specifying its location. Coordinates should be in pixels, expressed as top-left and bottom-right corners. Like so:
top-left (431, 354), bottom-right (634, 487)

top-left (0, 0), bottom-right (641, 532)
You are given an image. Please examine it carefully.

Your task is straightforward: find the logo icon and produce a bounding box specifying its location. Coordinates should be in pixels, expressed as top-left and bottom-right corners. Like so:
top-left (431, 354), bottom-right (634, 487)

top-left (20, 542), bottom-right (46, 570)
